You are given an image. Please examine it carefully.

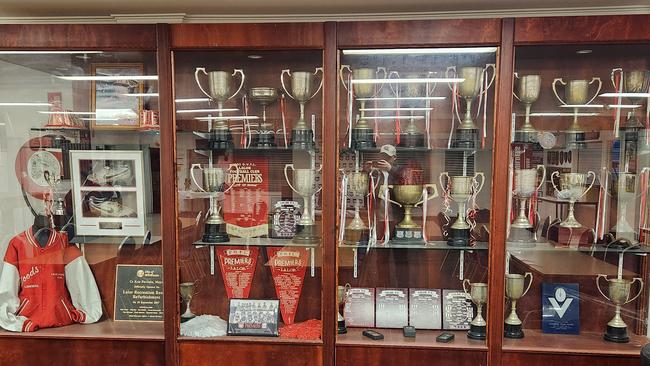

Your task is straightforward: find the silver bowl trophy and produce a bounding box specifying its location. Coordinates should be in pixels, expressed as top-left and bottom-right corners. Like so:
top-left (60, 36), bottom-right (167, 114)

top-left (508, 166), bottom-right (546, 246)
top-left (380, 183), bottom-right (438, 244)
top-left (191, 163), bottom-right (240, 243)
top-left (343, 171), bottom-right (371, 245)
top-left (439, 172), bottom-right (485, 246)
top-left (285, 164), bottom-right (322, 244)
top-left (195, 68), bottom-right (245, 150)
top-left (596, 274), bottom-right (643, 343)
top-left (281, 68), bottom-right (323, 150)
top-left (504, 272), bottom-right (533, 339)
top-left (463, 279), bottom-right (488, 340)
top-left (513, 73), bottom-right (541, 143)
top-left (249, 87), bottom-right (279, 148)
top-left (340, 66), bottom-right (386, 149)
top-left (552, 77), bottom-right (602, 150)
top-left (179, 281), bottom-right (197, 322)
top-left (551, 171), bottom-right (595, 228)
top-left (610, 69), bottom-right (650, 139)
top-left (337, 284), bottom-right (351, 334)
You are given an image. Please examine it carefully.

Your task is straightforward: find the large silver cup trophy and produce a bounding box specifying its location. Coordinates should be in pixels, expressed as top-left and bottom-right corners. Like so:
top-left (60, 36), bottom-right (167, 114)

top-left (340, 66), bottom-right (386, 149)
top-left (551, 171), bottom-right (596, 228)
top-left (440, 172), bottom-right (486, 246)
top-left (285, 164), bottom-right (322, 244)
top-left (463, 279), bottom-right (488, 340)
top-left (249, 87), bottom-right (279, 148)
top-left (191, 163), bottom-right (240, 242)
top-left (513, 73), bottom-right (542, 143)
top-left (596, 274), bottom-right (643, 343)
top-left (504, 272), bottom-right (533, 339)
top-left (195, 68), bottom-right (245, 149)
top-left (281, 68), bottom-right (323, 149)
top-left (552, 77), bottom-right (602, 149)
top-left (344, 171), bottom-right (371, 245)
top-left (511, 165), bottom-right (546, 229)
top-left (610, 69), bottom-right (650, 135)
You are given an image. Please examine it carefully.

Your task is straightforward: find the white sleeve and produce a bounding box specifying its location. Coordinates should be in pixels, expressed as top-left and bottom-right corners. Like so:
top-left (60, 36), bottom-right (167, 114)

top-left (0, 262), bottom-right (28, 332)
top-left (65, 256), bottom-right (103, 324)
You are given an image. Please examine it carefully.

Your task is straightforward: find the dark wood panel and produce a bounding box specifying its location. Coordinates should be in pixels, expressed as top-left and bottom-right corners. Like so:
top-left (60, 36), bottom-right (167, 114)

top-left (171, 23), bottom-right (324, 49)
top-left (502, 351), bottom-right (638, 366)
top-left (336, 346), bottom-right (486, 366)
top-left (337, 19), bottom-right (501, 48)
top-left (514, 15), bottom-right (650, 44)
top-left (0, 338), bottom-right (163, 365)
top-left (0, 24), bottom-right (157, 49)
top-left (180, 341), bottom-right (322, 366)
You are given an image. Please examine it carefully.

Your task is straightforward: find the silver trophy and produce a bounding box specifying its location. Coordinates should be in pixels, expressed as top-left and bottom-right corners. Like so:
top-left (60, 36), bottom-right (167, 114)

top-left (191, 163), bottom-right (240, 242)
top-left (337, 283), bottom-right (351, 334)
top-left (462, 279), bottom-right (487, 340)
top-left (552, 77), bottom-right (602, 148)
top-left (249, 87), bottom-right (279, 148)
top-left (399, 72), bottom-right (427, 148)
top-left (344, 171), bottom-right (370, 245)
top-left (513, 73), bottom-right (541, 142)
top-left (610, 69), bottom-right (650, 134)
top-left (511, 165), bottom-right (546, 229)
top-left (596, 274), bottom-right (643, 343)
top-left (284, 164), bottom-right (322, 244)
top-left (440, 172), bottom-right (486, 246)
top-left (551, 171), bottom-right (596, 228)
top-left (504, 272), bottom-right (533, 339)
top-left (340, 66), bottom-right (386, 149)
top-left (180, 281), bottom-right (198, 321)
top-left (281, 68), bottom-right (323, 149)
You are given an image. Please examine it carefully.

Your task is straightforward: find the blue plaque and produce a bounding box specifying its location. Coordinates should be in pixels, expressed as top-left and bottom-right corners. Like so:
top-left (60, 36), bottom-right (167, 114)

top-left (542, 283), bottom-right (580, 334)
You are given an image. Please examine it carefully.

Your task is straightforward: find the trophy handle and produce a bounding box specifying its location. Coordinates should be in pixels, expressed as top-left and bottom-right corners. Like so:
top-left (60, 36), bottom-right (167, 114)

top-left (522, 272), bottom-right (533, 297)
top-left (512, 72), bottom-right (521, 101)
top-left (379, 185), bottom-right (401, 207)
top-left (462, 279), bottom-right (471, 295)
top-left (445, 66), bottom-right (456, 92)
top-left (579, 170), bottom-right (597, 199)
top-left (194, 67), bottom-right (212, 100)
top-left (610, 68), bottom-right (623, 88)
top-left (536, 165), bottom-right (547, 193)
top-left (190, 164), bottom-right (207, 193)
top-left (550, 171), bottom-right (561, 196)
top-left (223, 163), bottom-right (240, 194)
top-left (626, 278), bottom-right (644, 304)
top-left (280, 69), bottom-right (295, 100)
top-left (596, 274), bottom-right (612, 302)
top-left (415, 183), bottom-right (438, 207)
top-left (473, 172), bottom-right (486, 195)
top-left (374, 67), bottom-right (388, 96)
top-left (552, 78), bottom-right (567, 105)
top-left (481, 64), bottom-right (497, 96)
top-left (311, 67), bottom-right (324, 99)
top-left (439, 172), bottom-right (450, 196)
top-left (229, 69), bottom-right (246, 101)
top-left (587, 77), bottom-right (603, 105)
top-left (339, 65), bottom-right (352, 93)
top-left (284, 164), bottom-right (299, 195)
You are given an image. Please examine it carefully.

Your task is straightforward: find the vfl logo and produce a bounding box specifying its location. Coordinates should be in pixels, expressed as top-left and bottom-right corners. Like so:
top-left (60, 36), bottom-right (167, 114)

top-left (548, 287), bottom-right (573, 318)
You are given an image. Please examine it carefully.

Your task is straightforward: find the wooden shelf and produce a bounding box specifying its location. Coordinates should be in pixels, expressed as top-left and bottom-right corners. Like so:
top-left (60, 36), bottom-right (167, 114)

top-left (179, 335), bottom-right (322, 345)
top-left (337, 328), bottom-right (487, 351)
top-left (0, 320), bottom-right (164, 341)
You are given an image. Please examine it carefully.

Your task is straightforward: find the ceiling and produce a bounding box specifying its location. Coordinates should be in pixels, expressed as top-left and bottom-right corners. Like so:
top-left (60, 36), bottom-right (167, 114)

top-left (0, 0), bottom-right (648, 22)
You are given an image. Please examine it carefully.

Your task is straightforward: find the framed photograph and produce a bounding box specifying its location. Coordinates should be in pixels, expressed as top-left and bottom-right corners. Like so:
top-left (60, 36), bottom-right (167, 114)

top-left (90, 63), bottom-right (144, 130)
top-left (70, 150), bottom-right (147, 237)
top-left (227, 299), bottom-right (280, 337)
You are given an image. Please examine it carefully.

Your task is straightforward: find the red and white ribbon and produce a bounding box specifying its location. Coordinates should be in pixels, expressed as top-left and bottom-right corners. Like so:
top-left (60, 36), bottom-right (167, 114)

top-left (347, 72), bottom-right (354, 148)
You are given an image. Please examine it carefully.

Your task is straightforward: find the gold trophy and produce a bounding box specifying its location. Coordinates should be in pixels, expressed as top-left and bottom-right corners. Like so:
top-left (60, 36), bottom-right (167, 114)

top-left (249, 87), bottom-right (279, 148)
top-left (552, 77), bottom-right (602, 149)
top-left (380, 182), bottom-right (438, 243)
top-left (551, 171), bottom-right (596, 228)
top-left (504, 272), bottom-right (533, 339)
top-left (285, 164), bottom-right (322, 244)
top-left (610, 69), bottom-right (650, 136)
top-left (281, 68), bottom-right (323, 149)
top-left (337, 284), bottom-right (351, 334)
top-left (463, 279), bottom-right (488, 340)
top-left (344, 171), bottom-right (371, 245)
top-left (180, 282), bottom-right (197, 322)
top-left (340, 66), bottom-right (386, 149)
top-left (596, 274), bottom-right (643, 343)
top-left (191, 164), bottom-right (240, 242)
top-left (440, 172), bottom-right (485, 246)
top-left (513, 73), bottom-right (541, 143)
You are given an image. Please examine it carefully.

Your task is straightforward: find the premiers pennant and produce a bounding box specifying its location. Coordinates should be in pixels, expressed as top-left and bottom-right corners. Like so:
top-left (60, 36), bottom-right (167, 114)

top-left (266, 247), bottom-right (308, 325)
top-left (217, 246), bottom-right (259, 299)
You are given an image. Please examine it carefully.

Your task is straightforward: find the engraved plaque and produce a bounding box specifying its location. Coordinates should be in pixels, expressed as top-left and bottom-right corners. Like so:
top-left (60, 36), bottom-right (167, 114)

top-left (409, 288), bottom-right (442, 329)
top-left (442, 289), bottom-right (472, 330)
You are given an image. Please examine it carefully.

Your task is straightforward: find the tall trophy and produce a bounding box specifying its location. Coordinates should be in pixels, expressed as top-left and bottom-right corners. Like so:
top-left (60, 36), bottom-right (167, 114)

top-left (398, 73), bottom-right (427, 148)
top-left (463, 279), bottom-right (488, 340)
top-left (552, 77), bottom-right (602, 149)
top-left (340, 66), bottom-right (386, 149)
top-left (513, 73), bottom-right (541, 143)
top-left (191, 163), bottom-right (240, 242)
top-left (180, 282), bottom-right (197, 322)
top-left (610, 69), bottom-right (650, 138)
top-left (551, 171), bottom-right (596, 228)
top-left (439, 172), bottom-right (485, 246)
top-left (337, 284), bottom-right (351, 334)
top-left (281, 68), bottom-right (323, 150)
top-left (447, 65), bottom-right (496, 148)
top-left (504, 272), bottom-right (533, 339)
top-left (343, 171), bottom-right (371, 245)
top-left (596, 274), bottom-right (643, 343)
top-left (195, 68), bottom-right (245, 150)
top-left (285, 164), bottom-right (322, 244)
top-left (249, 87), bottom-right (279, 148)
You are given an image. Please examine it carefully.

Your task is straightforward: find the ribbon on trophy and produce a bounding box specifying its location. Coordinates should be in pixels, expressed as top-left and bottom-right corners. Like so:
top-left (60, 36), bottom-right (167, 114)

top-left (217, 246), bottom-right (259, 299)
top-left (611, 68), bottom-right (624, 139)
top-left (367, 169), bottom-right (379, 248)
top-left (425, 71), bottom-right (435, 149)
top-left (467, 178), bottom-right (480, 246)
top-left (381, 170), bottom-right (391, 245)
top-left (421, 186), bottom-right (429, 242)
top-left (388, 71), bottom-right (401, 146)
top-left (267, 247), bottom-right (308, 325)
top-left (241, 94), bottom-right (251, 148)
top-left (338, 171), bottom-right (348, 243)
top-left (474, 66), bottom-right (492, 149)
top-left (346, 71), bottom-right (354, 148)
top-left (448, 79), bottom-right (463, 149)
top-left (280, 94), bottom-right (289, 148)
top-left (595, 168), bottom-right (610, 242)
top-left (373, 82), bottom-right (380, 143)
top-left (639, 168), bottom-right (649, 242)
top-left (441, 178), bottom-right (452, 239)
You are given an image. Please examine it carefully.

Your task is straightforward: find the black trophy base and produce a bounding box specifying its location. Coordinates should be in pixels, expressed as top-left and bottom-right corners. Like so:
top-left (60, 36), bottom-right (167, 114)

top-left (604, 325), bottom-right (629, 343)
top-left (255, 132), bottom-right (276, 148)
top-left (180, 315), bottom-right (195, 324)
top-left (514, 130), bottom-right (538, 143)
top-left (467, 324), bottom-right (486, 340)
top-left (452, 129), bottom-right (478, 149)
top-left (392, 227), bottom-right (424, 244)
top-left (202, 223), bottom-right (230, 243)
top-left (337, 319), bottom-right (348, 334)
top-left (565, 132), bottom-right (586, 150)
top-left (504, 323), bottom-right (525, 339)
top-left (293, 224), bottom-right (319, 244)
top-left (398, 133), bottom-right (425, 148)
top-left (351, 127), bottom-right (376, 150)
top-left (209, 129), bottom-right (234, 150)
top-left (447, 227), bottom-right (470, 247)
top-left (290, 129), bottom-right (315, 150)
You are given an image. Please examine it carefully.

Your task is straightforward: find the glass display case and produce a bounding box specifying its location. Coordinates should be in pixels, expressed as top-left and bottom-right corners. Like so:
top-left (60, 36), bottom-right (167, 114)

top-left (0, 50), bottom-right (163, 338)
top-left (505, 44), bottom-right (650, 352)
top-left (336, 47), bottom-right (497, 346)
top-left (174, 50), bottom-right (324, 342)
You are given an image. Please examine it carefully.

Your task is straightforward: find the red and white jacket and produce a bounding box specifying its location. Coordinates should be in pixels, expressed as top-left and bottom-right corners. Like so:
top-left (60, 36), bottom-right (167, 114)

top-left (0, 228), bottom-right (102, 332)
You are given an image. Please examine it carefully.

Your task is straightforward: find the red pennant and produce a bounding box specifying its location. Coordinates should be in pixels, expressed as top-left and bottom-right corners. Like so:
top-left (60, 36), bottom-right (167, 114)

top-left (266, 247), bottom-right (308, 325)
top-left (217, 246), bottom-right (259, 299)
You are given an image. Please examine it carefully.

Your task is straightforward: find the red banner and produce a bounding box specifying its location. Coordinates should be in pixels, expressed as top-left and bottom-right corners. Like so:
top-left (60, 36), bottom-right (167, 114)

top-left (217, 246), bottom-right (259, 299)
top-left (266, 247), bottom-right (308, 325)
top-left (223, 157), bottom-right (269, 238)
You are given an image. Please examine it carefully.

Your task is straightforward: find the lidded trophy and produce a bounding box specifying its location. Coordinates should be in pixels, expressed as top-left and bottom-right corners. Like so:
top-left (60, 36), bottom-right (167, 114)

top-left (340, 66), bottom-right (386, 149)
top-left (281, 68), bottom-right (323, 150)
top-left (551, 171), bottom-right (596, 228)
top-left (513, 73), bottom-right (542, 143)
top-left (552, 77), bottom-right (602, 149)
top-left (439, 172), bottom-right (485, 246)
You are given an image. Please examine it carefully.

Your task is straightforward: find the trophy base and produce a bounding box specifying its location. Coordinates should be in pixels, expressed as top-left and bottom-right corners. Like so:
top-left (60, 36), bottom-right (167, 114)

top-left (513, 130), bottom-right (538, 143)
top-left (202, 223), bottom-right (230, 243)
top-left (565, 132), bottom-right (586, 150)
top-left (447, 227), bottom-right (471, 247)
top-left (344, 228), bottom-right (369, 246)
top-left (398, 133), bottom-right (425, 148)
top-left (504, 323), bottom-right (525, 339)
top-left (290, 129), bottom-right (315, 150)
top-left (393, 227), bottom-right (424, 244)
top-left (293, 224), bottom-right (320, 244)
top-left (604, 325), bottom-right (629, 343)
top-left (209, 129), bottom-right (234, 150)
top-left (351, 127), bottom-right (376, 150)
top-left (452, 129), bottom-right (478, 149)
top-left (506, 227), bottom-right (537, 248)
top-left (467, 324), bottom-right (486, 340)
top-left (180, 314), bottom-right (196, 323)
top-left (337, 319), bottom-right (348, 334)
top-left (255, 133), bottom-right (276, 148)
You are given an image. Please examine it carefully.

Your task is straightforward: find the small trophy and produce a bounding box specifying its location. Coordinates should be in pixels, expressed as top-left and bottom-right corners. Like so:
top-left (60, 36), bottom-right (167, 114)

top-left (195, 68), bottom-right (245, 150)
top-left (462, 279), bottom-right (487, 340)
top-left (191, 163), bottom-right (240, 243)
top-left (513, 73), bottom-right (541, 143)
top-left (551, 171), bottom-right (596, 228)
top-left (281, 68), bottom-right (323, 150)
top-left (504, 272), bottom-right (533, 339)
top-left (340, 66), bottom-right (386, 149)
top-left (343, 171), bottom-right (371, 245)
top-left (249, 87), bottom-right (279, 148)
top-left (552, 77), bottom-right (602, 149)
top-left (337, 284), bottom-right (351, 334)
top-left (44, 171), bottom-right (70, 229)
top-left (179, 282), bottom-right (197, 322)
top-left (284, 164), bottom-right (322, 244)
top-left (596, 274), bottom-right (643, 343)
top-left (439, 172), bottom-right (485, 246)
top-left (610, 69), bottom-right (650, 138)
